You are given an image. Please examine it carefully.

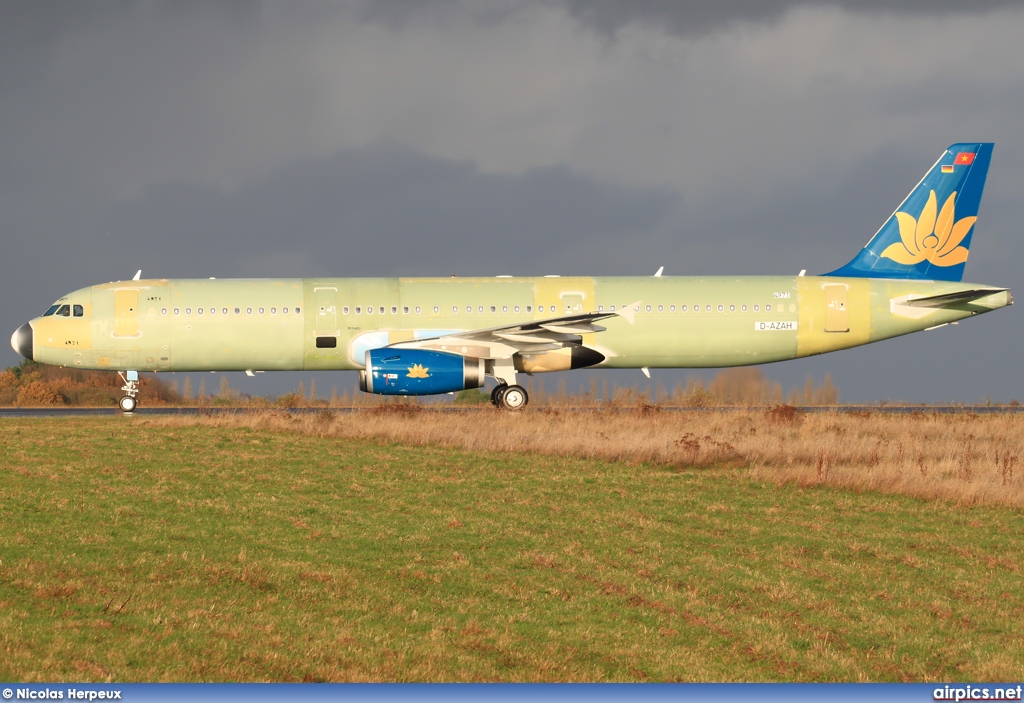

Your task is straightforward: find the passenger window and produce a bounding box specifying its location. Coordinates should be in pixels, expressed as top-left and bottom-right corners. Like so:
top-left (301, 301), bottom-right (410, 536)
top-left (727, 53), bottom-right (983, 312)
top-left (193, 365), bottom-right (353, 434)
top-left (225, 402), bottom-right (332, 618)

top-left (490, 306), bottom-right (496, 313)
top-left (433, 306), bottom-right (439, 313)
top-left (259, 307), bottom-right (265, 314)
top-left (478, 306), bottom-right (484, 313)
top-left (466, 306), bottom-right (472, 313)
top-left (742, 305), bottom-right (747, 312)
top-left (246, 308), bottom-right (253, 315)
top-left (415, 306), bottom-right (421, 313)
top-left (766, 304), bottom-right (772, 312)
top-left (271, 308), bottom-right (277, 315)
top-left (646, 305), bottom-right (652, 312)
top-left (198, 308), bottom-right (204, 316)
top-left (160, 308), bottom-right (167, 316)
top-left (502, 305), bottom-right (508, 313)
top-left (56, 305), bottom-right (71, 316)
top-left (392, 306), bottom-right (398, 314)
top-left (379, 307), bottom-right (384, 315)
top-left (74, 305), bottom-right (84, 317)
top-left (754, 305), bottom-right (759, 312)
top-left (598, 305), bottom-right (604, 312)
top-left (283, 307), bottom-right (289, 315)
top-left (682, 305), bottom-right (687, 312)
top-left (610, 305), bottom-right (616, 311)
top-left (670, 305), bottom-right (675, 312)
top-left (717, 305), bottom-right (724, 312)
top-left (452, 306), bottom-right (458, 313)
top-left (210, 308), bottom-right (216, 315)
top-left (514, 305), bottom-right (520, 313)
top-left (403, 306), bottom-right (409, 314)
top-left (367, 306), bottom-right (374, 315)
top-left (706, 305), bottom-right (712, 312)
top-left (658, 305), bottom-right (664, 312)
top-left (222, 308), bottom-right (228, 315)
top-left (526, 306), bottom-right (531, 313)
top-left (355, 307), bottom-right (361, 314)
top-left (295, 307), bottom-right (300, 314)
top-left (174, 308), bottom-right (180, 315)
top-left (343, 306), bottom-right (350, 314)
top-left (234, 307), bottom-right (240, 315)
top-left (186, 308), bottom-right (192, 316)
top-left (730, 305), bottom-right (735, 312)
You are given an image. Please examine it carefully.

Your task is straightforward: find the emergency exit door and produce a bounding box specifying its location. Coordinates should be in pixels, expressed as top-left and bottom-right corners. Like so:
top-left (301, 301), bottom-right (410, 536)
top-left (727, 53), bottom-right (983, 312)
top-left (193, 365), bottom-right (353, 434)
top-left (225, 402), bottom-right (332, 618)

top-left (824, 285), bottom-right (849, 333)
top-left (561, 292), bottom-right (585, 314)
top-left (314, 287), bottom-right (338, 336)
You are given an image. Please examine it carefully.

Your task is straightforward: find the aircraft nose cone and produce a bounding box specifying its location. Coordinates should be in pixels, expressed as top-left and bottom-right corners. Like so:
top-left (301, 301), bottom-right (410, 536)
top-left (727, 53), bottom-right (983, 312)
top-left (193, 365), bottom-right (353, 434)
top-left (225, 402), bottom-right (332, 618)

top-left (11, 323), bottom-right (33, 361)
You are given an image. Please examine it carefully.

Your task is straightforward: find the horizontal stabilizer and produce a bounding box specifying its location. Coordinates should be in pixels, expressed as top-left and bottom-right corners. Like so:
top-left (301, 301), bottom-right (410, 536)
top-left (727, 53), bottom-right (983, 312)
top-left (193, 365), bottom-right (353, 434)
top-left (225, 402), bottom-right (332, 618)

top-left (902, 288), bottom-right (1007, 308)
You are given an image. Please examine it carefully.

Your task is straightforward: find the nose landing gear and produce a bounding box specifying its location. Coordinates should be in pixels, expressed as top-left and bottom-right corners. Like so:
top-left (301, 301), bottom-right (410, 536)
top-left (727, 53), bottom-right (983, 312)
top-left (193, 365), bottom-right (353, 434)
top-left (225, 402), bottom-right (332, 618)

top-left (118, 370), bottom-right (140, 413)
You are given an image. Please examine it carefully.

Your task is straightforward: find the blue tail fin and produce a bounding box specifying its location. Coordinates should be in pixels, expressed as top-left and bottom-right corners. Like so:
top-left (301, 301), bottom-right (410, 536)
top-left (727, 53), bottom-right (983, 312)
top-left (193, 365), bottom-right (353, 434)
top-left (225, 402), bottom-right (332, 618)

top-left (825, 143), bottom-right (993, 281)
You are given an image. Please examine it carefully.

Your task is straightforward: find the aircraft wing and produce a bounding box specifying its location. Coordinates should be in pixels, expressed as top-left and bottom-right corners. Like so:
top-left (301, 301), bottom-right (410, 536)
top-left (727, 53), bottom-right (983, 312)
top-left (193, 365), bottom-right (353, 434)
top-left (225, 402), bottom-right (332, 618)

top-left (388, 306), bottom-right (637, 360)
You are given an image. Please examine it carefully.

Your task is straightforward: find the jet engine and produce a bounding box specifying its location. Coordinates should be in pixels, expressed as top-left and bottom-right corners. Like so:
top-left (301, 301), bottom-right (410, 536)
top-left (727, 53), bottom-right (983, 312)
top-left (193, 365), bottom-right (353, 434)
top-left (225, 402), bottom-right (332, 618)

top-left (359, 348), bottom-right (485, 396)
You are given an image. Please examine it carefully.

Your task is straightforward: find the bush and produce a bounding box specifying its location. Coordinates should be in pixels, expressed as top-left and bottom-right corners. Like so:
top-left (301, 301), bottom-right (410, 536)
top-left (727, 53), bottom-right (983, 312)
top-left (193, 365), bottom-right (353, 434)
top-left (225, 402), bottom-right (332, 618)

top-left (63, 387), bottom-right (118, 407)
top-left (17, 381), bottom-right (66, 406)
top-left (454, 389), bottom-right (490, 405)
top-left (0, 370), bottom-right (17, 391)
top-left (275, 393), bottom-right (306, 408)
top-left (764, 404), bottom-right (804, 425)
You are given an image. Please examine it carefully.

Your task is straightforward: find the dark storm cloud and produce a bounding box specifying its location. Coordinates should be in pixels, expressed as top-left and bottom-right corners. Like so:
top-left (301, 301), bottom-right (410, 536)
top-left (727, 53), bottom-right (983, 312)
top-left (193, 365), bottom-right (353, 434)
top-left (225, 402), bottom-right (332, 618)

top-left (90, 145), bottom-right (679, 278)
top-left (554, 0), bottom-right (1019, 36)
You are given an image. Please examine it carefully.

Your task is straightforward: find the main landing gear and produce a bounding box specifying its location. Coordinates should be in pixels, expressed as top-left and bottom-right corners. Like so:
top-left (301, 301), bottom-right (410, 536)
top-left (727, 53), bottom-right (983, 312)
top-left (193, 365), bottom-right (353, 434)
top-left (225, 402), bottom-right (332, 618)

top-left (490, 383), bottom-right (528, 410)
top-left (118, 370), bottom-right (139, 414)
top-left (488, 359), bottom-right (528, 410)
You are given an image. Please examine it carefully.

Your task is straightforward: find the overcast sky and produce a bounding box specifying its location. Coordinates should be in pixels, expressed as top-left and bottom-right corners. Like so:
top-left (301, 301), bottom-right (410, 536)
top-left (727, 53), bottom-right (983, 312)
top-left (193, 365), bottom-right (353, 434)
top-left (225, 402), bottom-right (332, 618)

top-left (3, 0), bottom-right (1023, 403)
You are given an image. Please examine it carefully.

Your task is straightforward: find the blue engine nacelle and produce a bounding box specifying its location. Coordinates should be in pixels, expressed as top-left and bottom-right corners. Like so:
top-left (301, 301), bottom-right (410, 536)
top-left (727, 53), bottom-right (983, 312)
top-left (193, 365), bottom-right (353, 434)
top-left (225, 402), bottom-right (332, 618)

top-left (358, 348), bottom-right (485, 396)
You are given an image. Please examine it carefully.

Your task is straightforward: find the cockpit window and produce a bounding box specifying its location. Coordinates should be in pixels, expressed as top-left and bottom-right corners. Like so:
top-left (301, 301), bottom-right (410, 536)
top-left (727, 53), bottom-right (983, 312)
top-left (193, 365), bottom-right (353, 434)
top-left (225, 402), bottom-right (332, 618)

top-left (43, 305), bottom-right (60, 316)
top-left (73, 305), bottom-right (84, 317)
top-left (56, 305), bottom-right (71, 317)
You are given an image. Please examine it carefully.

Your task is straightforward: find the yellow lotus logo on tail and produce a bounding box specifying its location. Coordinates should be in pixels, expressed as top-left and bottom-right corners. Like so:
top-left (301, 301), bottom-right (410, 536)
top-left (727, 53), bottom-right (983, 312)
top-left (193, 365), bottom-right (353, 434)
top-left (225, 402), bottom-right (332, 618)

top-left (880, 190), bottom-right (974, 267)
top-left (406, 364), bottom-right (430, 379)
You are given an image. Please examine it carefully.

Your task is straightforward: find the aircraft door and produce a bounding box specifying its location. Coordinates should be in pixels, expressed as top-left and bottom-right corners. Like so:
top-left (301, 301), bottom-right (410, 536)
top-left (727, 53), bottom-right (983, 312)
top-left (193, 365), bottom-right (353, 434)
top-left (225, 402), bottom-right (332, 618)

top-left (113, 289), bottom-right (140, 337)
top-left (824, 285), bottom-right (849, 333)
top-left (314, 287), bottom-right (338, 336)
top-left (560, 292), bottom-right (585, 314)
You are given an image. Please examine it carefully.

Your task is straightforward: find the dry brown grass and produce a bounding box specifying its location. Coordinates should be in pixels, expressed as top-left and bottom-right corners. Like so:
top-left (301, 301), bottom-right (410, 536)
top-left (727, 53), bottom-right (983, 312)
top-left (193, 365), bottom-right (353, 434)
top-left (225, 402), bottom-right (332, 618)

top-left (141, 407), bottom-right (1024, 508)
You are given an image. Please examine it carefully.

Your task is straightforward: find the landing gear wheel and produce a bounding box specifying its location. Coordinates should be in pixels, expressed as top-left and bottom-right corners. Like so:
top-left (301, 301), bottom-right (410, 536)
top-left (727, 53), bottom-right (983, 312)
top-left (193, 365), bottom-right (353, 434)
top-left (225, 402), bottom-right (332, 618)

top-left (117, 371), bottom-right (140, 414)
top-left (500, 384), bottom-right (528, 410)
top-left (490, 384), bottom-right (508, 407)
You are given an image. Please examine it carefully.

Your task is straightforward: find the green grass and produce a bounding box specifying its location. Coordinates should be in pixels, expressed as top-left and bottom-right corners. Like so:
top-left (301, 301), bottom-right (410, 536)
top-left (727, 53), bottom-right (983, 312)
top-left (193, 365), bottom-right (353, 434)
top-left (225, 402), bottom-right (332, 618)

top-left (1, 418), bottom-right (1023, 681)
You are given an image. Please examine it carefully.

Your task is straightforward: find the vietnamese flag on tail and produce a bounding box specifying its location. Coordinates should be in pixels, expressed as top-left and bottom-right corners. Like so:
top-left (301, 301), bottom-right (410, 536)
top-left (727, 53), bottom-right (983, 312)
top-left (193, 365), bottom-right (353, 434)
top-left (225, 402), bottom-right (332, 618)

top-left (956, 152), bottom-right (976, 165)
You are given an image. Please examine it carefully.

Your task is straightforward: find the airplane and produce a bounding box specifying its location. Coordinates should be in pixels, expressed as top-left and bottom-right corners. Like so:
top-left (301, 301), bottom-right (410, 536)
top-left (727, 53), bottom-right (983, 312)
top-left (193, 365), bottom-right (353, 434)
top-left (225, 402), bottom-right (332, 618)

top-left (10, 143), bottom-right (1011, 413)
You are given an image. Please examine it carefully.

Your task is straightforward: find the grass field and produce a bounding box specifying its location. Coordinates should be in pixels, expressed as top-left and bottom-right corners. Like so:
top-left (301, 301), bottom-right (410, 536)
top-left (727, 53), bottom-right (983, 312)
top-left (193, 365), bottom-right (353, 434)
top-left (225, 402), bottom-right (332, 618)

top-left (2, 413), bottom-right (1024, 681)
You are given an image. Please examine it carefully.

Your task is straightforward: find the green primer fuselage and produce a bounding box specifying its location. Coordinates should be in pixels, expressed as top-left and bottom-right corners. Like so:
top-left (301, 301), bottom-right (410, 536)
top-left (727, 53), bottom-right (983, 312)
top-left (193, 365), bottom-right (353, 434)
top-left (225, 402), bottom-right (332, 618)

top-left (28, 275), bottom-right (1011, 374)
